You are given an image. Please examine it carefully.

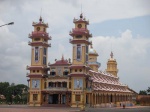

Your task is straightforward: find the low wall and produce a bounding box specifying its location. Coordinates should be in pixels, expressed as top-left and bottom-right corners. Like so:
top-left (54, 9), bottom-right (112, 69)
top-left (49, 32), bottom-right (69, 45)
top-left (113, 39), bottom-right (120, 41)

top-left (137, 95), bottom-right (150, 106)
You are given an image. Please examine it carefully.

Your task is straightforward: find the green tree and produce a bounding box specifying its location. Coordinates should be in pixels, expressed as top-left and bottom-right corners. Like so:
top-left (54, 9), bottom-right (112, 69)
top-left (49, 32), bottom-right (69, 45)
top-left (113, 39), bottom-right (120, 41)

top-left (5, 86), bottom-right (13, 104)
top-left (0, 82), bottom-right (28, 104)
top-left (139, 90), bottom-right (147, 95)
top-left (0, 82), bottom-right (10, 96)
top-left (147, 87), bottom-right (150, 92)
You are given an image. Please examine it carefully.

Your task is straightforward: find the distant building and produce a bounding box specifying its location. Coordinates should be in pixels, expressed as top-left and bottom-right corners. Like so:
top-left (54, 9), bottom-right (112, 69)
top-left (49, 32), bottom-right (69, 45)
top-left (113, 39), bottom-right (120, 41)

top-left (27, 14), bottom-right (133, 107)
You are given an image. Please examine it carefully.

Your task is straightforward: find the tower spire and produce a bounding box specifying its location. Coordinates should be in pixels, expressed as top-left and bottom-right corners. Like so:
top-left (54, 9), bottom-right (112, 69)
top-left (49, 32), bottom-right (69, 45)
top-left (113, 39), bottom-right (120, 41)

top-left (110, 51), bottom-right (113, 59)
top-left (106, 51), bottom-right (118, 77)
top-left (81, 3), bottom-right (82, 14)
top-left (39, 16), bottom-right (42, 22)
top-left (80, 13), bottom-right (83, 19)
top-left (39, 8), bottom-right (42, 22)
top-left (62, 54), bottom-right (64, 61)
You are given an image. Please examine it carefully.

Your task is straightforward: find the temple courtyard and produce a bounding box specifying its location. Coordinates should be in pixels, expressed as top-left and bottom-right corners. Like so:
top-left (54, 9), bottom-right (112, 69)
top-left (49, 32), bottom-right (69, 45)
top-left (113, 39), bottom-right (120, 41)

top-left (0, 105), bottom-right (149, 112)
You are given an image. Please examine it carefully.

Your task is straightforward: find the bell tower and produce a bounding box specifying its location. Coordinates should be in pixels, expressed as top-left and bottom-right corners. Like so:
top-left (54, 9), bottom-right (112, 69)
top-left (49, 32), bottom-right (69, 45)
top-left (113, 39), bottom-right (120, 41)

top-left (69, 13), bottom-right (92, 108)
top-left (106, 51), bottom-right (118, 77)
top-left (27, 16), bottom-right (51, 106)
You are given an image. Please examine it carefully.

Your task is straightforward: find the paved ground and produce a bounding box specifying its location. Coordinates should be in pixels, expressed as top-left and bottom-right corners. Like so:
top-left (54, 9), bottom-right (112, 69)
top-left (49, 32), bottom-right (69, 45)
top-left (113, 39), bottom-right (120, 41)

top-left (86, 106), bottom-right (150, 112)
top-left (0, 105), bottom-right (149, 112)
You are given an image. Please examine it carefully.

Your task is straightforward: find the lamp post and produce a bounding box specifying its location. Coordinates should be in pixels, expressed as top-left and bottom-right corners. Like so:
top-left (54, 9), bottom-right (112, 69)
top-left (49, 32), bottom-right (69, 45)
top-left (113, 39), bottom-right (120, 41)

top-left (0, 22), bottom-right (14, 27)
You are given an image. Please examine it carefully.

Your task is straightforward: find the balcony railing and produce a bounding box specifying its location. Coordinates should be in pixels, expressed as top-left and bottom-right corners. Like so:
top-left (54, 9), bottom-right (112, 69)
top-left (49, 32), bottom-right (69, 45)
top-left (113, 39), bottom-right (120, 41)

top-left (88, 61), bottom-right (101, 67)
top-left (86, 88), bottom-right (92, 92)
top-left (28, 31), bottom-right (52, 40)
top-left (26, 73), bottom-right (29, 76)
top-left (73, 18), bottom-right (89, 24)
top-left (72, 28), bottom-right (89, 32)
top-left (44, 87), bottom-right (68, 91)
top-left (48, 75), bottom-right (68, 78)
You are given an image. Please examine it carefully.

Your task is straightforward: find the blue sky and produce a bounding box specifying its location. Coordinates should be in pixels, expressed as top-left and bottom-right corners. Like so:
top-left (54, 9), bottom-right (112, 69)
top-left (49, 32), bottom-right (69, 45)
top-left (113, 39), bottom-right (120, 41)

top-left (91, 15), bottom-right (150, 37)
top-left (0, 0), bottom-right (150, 93)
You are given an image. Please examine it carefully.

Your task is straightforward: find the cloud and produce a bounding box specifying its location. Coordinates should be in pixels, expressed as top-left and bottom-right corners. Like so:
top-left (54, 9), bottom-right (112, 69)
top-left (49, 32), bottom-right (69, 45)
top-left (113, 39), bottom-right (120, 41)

top-left (82, 0), bottom-right (150, 23)
top-left (0, 21), bottom-right (30, 85)
top-left (92, 29), bottom-right (150, 92)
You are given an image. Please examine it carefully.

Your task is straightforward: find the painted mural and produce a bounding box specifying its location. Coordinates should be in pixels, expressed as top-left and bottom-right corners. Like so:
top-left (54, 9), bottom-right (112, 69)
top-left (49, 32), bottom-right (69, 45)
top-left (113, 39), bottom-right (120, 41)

top-left (32, 79), bottom-right (40, 89)
top-left (74, 79), bottom-right (83, 89)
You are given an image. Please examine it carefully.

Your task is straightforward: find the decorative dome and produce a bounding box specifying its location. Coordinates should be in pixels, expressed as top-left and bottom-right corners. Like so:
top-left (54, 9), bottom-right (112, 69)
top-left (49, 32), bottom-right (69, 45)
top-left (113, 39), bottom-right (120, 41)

top-left (89, 45), bottom-right (98, 55)
top-left (89, 48), bottom-right (97, 54)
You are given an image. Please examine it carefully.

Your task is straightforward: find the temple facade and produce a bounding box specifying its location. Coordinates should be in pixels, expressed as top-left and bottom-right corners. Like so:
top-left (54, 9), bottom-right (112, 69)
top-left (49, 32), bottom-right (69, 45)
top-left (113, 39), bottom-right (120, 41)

top-left (27, 14), bottom-right (133, 108)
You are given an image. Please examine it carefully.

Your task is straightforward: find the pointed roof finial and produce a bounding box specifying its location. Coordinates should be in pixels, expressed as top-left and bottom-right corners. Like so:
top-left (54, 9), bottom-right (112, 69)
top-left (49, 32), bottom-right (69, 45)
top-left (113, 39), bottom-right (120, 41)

top-left (62, 54), bottom-right (64, 61)
top-left (39, 16), bottom-right (42, 22)
top-left (80, 13), bottom-right (83, 19)
top-left (39, 8), bottom-right (42, 22)
top-left (110, 51), bottom-right (113, 59)
top-left (81, 3), bottom-right (82, 13)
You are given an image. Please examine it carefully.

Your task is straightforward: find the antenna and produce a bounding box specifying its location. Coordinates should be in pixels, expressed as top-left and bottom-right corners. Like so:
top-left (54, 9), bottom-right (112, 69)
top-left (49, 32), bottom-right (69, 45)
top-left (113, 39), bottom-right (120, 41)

top-left (40, 8), bottom-right (42, 17)
top-left (111, 42), bottom-right (112, 52)
top-left (81, 4), bottom-right (82, 13)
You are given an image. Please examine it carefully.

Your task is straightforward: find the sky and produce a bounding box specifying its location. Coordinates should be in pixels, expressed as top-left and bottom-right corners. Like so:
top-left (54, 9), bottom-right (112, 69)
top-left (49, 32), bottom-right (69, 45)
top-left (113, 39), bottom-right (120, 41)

top-left (0, 0), bottom-right (150, 93)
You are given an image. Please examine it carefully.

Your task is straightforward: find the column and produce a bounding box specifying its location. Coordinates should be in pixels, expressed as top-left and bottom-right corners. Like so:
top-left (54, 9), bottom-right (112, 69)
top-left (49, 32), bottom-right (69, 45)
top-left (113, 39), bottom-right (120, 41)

top-left (89, 94), bottom-right (91, 107)
top-left (102, 94), bottom-right (103, 103)
top-left (95, 94), bottom-right (96, 106)
top-left (98, 94), bottom-right (100, 104)
top-left (91, 94), bottom-right (93, 107)
top-left (97, 94), bottom-right (99, 104)
top-left (89, 94), bottom-right (90, 104)
top-left (106, 94), bottom-right (108, 103)
top-left (108, 95), bottom-right (110, 103)
top-left (104, 94), bottom-right (106, 103)
top-left (113, 95), bottom-right (115, 103)
top-left (96, 94), bottom-right (97, 105)
top-left (103, 94), bottom-right (105, 103)
top-left (95, 94), bottom-right (96, 105)
top-left (100, 94), bottom-right (102, 104)
top-left (58, 94), bottom-right (60, 104)
top-left (61, 94), bottom-right (62, 104)
top-left (46, 94), bottom-right (49, 104)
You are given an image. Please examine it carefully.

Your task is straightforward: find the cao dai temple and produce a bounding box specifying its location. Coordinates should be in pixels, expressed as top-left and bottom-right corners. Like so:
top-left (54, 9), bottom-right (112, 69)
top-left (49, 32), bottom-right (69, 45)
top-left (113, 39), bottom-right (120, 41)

top-left (26, 13), bottom-right (133, 108)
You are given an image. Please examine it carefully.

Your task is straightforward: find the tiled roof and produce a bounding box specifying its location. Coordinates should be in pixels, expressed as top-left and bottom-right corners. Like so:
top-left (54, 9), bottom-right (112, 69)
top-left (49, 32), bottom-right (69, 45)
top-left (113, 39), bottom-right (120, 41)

top-left (89, 70), bottom-right (131, 93)
top-left (50, 59), bottom-right (70, 66)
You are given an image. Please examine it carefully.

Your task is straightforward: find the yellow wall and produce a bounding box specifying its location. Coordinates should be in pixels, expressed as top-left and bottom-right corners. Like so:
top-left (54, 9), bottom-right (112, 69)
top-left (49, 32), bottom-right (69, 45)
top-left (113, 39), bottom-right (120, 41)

top-left (106, 59), bottom-right (118, 77)
top-left (75, 23), bottom-right (86, 29)
top-left (72, 45), bottom-right (88, 65)
top-left (34, 26), bottom-right (47, 32)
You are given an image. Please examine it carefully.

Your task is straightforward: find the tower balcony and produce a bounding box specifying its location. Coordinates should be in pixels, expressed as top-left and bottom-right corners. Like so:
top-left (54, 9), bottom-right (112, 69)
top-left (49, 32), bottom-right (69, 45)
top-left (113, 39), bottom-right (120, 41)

top-left (26, 65), bottom-right (49, 70)
top-left (73, 18), bottom-right (89, 25)
top-left (44, 87), bottom-right (68, 91)
top-left (28, 31), bottom-right (52, 40)
top-left (88, 61), bottom-right (101, 67)
top-left (26, 72), bottom-right (29, 77)
top-left (69, 28), bottom-right (92, 37)
top-left (86, 88), bottom-right (92, 92)
top-left (32, 22), bottom-right (48, 27)
top-left (69, 39), bottom-right (92, 45)
top-left (28, 41), bottom-right (51, 47)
